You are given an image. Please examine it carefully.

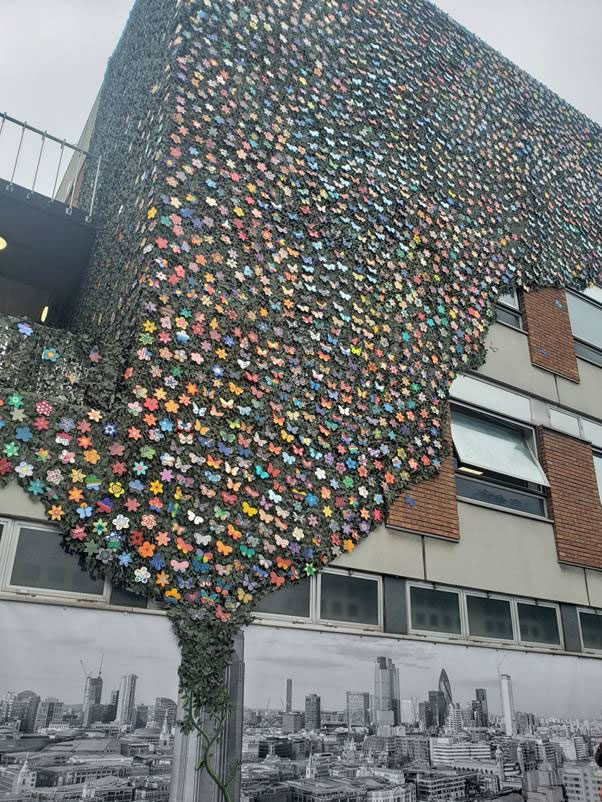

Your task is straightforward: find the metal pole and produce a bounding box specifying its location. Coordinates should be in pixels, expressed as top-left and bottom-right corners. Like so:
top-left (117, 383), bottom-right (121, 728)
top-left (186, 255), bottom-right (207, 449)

top-left (31, 132), bottom-right (46, 194)
top-left (51, 141), bottom-right (66, 201)
top-left (87, 155), bottom-right (102, 221)
top-left (9, 122), bottom-right (26, 186)
top-left (68, 147), bottom-right (84, 213)
top-left (0, 112), bottom-right (6, 138)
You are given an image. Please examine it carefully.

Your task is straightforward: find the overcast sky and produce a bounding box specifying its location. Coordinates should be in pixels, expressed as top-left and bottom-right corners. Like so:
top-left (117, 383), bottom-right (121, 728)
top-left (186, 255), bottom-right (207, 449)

top-left (0, 0), bottom-right (600, 148)
top-left (245, 626), bottom-right (602, 720)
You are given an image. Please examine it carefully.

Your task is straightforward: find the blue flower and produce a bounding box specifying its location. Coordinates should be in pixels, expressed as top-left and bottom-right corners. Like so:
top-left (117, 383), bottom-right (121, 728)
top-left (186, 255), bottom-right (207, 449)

top-left (119, 552), bottom-right (133, 567)
top-left (28, 479), bottom-right (45, 495)
top-left (103, 423), bottom-right (118, 436)
top-left (159, 419), bottom-right (173, 432)
top-left (15, 426), bottom-right (33, 442)
top-left (17, 322), bottom-right (33, 337)
top-left (41, 347), bottom-right (61, 362)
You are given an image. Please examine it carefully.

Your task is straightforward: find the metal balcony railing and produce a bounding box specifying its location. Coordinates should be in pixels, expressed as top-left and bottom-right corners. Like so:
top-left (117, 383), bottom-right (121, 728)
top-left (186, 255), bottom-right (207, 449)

top-left (0, 313), bottom-right (121, 410)
top-left (0, 113), bottom-right (101, 220)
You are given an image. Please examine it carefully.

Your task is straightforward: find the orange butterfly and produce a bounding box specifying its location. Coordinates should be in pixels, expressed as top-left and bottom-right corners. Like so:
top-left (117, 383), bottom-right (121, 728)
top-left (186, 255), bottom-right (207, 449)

top-left (216, 540), bottom-right (233, 556)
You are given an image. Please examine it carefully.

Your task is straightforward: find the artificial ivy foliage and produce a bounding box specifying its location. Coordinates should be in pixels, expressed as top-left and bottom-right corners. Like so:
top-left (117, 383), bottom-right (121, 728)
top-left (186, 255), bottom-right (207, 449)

top-left (0, 0), bottom-right (600, 776)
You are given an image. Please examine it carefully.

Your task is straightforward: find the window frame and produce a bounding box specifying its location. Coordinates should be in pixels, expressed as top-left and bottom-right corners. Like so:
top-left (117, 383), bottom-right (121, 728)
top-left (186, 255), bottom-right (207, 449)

top-left (566, 290), bottom-right (602, 366)
top-left (406, 581), bottom-right (465, 639)
top-left (0, 518), bottom-right (109, 602)
top-left (577, 607), bottom-right (602, 653)
top-left (254, 568), bottom-right (383, 631)
top-left (317, 568), bottom-right (383, 631)
top-left (495, 288), bottom-right (523, 331)
top-left (463, 589), bottom-right (516, 644)
top-left (407, 581), bottom-right (563, 649)
top-left (592, 451), bottom-right (602, 504)
top-left (451, 402), bottom-right (549, 518)
top-left (514, 597), bottom-right (563, 649)
top-left (253, 575), bottom-right (315, 623)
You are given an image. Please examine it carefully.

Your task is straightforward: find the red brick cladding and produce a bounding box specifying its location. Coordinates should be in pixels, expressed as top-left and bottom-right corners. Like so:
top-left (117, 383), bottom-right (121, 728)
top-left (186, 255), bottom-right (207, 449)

top-left (520, 288), bottom-right (579, 383)
top-left (387, 420), bottom-right (460, 541)
top-left (536, 427), bottom-right (602, 569)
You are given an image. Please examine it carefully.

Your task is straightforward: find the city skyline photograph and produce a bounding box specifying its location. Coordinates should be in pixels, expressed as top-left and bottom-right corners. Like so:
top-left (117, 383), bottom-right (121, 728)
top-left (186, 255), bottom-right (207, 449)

top-left (244, 626), bottom-right (602, 720)
top-left (0, 601), bottom-right (179, 705)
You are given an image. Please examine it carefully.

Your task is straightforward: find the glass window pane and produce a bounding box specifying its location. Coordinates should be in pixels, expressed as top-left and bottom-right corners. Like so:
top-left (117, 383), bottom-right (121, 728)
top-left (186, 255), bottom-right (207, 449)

top-left (594, 455), bottom-right (602, 501)
top-left (584, 286), bottom-right (602, 304)
top-left (517, 603), bottom-right (560, 645)
top-left (496, 306), bottom-right (522, 329)
top-left (566, 293), bottom-right (602, 349)
top-left (497, 289), bottom-right (519, 310)
top-left (10, 527), bottom-right (104, 595)
top-left (574, 339), bottom-right (602, 366)
top-left (580, 612), bottom-right (602, 650)
top-left (410, 586), bottom-right (461, 634)
top-left (452, 409), bottom-right (549, 486)
top-left (255, 579), bottom-right (310, 618)
top-left (456, 476), bottom-right (546, 517)
top-left (467, 596), bottom-right (514, 640)
top-left (320, 573), bottom-right (378, 625)
top-left (110, 585), bottom-right (148, 608)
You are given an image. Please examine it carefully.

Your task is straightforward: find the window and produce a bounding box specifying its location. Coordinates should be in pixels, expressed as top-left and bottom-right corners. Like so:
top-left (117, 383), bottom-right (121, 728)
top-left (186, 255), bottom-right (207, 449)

top-left (593, 453), bottom-right (602, 502)
top-left (496, 288), bottom-right (522, 329)
top-left (255, 578), bottom-right (311, 618)
top-left (579, 610), bottom-right (602, 651)
top-left (408, 583), bottom-right (562, 648)
top-left (110, 585), bottom-right (148, 609)
top-left (517, 602), bottom-right (560, 645)
top-left (409, 585), bottom-right (462, 635)
top-left (319, 571), bottom-right (380, 626)
top-left (566, 291), bottom-right (602, 367)
top-left (8, 524), bottom-right (104, 597)
top-left (255, 569), bottom-right (382, 628)
top-left (452, 406), bottom-right (548, 516)
top-left (466, 594), bottom-right (514, 640)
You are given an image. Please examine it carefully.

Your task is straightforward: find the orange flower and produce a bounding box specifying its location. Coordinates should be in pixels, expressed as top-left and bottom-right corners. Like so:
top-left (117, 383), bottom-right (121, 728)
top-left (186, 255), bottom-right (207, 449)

top-left (138, 541), bottom-right (155, 558)
top-left (68, 487), bottom-right (84, 503)
top-left (155, 531), bottom-right (170, 546)
top-left (343, 539), bottom-right (355, 553)
top-left (48, 505), bottom-right (64, 521)
top-left (165, 588), bottom-right (181, 600)
top-left (155, 571), bottom-right (170, 587)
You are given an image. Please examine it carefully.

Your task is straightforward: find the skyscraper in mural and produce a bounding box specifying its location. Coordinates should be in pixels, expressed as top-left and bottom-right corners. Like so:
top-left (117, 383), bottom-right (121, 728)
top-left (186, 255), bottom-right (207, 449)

top-left (476, 688), bottom-right (489, 727)
top-left (500, 674), bottom-right (516, 736)
top-left (305, 694), bottom-right (321, 732)
top-left (439, 669), bottom-right (453, 718)
top-left (373, 656), bottom-right (400, 726)
top-left (82, 674), bottom-right (103, 727)
top-left (116, 674), bottom-right (137, 729)
top-left (346, 692), bottom-right (370, 728)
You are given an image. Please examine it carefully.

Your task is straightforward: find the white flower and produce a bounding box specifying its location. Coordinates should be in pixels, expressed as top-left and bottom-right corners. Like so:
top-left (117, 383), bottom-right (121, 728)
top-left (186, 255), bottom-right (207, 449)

top-left (112, 514), bottom-right (130, 531)
top-left (15, 461), bottom-right (33, 478)
top-left (315, 468), bottom-right (326, 480)
top-left (292, 527), bottom-right (305, 541)
top-left (134, 567), bottom-right (151, 583)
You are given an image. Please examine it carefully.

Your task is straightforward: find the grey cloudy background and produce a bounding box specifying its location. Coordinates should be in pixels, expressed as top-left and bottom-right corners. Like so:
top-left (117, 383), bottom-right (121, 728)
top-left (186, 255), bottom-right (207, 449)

top-left (1, 0), bottom-right (600, 145)
top-left (0, 602), bottom-right (179, 704)
top-left (244, 626), bottom-right (602, 720)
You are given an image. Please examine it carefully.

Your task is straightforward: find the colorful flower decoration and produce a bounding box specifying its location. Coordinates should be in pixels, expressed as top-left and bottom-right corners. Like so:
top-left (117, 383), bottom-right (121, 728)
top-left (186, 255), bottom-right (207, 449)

top-left (0, 0), bottom-right (600, 732)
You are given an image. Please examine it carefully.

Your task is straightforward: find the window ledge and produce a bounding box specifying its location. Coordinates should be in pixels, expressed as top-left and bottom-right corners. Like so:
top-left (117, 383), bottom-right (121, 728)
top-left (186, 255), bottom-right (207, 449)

top-left (456, 495), bottom-right (553, 524)
top-left (493, 319), bottom-right (526, 335)
top-left (0, 590), bottom-right (165, 615)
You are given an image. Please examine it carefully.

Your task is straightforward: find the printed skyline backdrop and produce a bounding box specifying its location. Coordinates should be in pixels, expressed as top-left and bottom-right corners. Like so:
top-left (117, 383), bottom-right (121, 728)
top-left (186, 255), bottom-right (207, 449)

top-left (0, 602), bottom-right (179, 704)
top-left (244, 626), bottom-right (602, 720)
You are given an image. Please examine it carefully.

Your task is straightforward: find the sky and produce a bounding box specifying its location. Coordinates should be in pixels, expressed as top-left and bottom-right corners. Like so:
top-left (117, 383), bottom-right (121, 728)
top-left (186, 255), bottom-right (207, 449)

top-left (0, 0), bottom-right (600, 147)
top-left (0, 602), bottom-right (179, 705)
top-left (244, 626), bottom-right (602, 720)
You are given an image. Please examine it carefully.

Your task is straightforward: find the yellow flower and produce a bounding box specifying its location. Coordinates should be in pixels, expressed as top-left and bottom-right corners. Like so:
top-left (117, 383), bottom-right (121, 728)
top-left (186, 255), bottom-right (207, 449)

top-left (108, 482), bottom-right (125, 498)
top-left (48, 505), bottom-right (64, 521)
top-left (84, 449), bottom-right (100, 465)
top-left (149, 480), bottom-right (163, 495)
top-left (165, 588), bottom-right (181, 600)
top-left (70, 468), bottom-right (85, 483)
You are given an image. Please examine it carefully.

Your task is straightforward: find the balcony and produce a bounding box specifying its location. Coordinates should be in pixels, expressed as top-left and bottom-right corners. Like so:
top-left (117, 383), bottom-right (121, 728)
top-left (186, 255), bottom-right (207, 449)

top-left (0, 313), bottom-right (121, 409)
top-left (0, 113), bottom-right (100, 326)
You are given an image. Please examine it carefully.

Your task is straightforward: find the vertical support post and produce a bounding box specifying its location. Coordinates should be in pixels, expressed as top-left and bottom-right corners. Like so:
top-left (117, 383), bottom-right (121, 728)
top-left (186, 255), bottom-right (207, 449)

top-left (169, 632), bottom-right (245, 802)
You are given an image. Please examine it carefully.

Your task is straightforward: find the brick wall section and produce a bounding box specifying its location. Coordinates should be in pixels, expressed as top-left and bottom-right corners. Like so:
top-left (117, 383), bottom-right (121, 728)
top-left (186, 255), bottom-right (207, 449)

top-left (521, 288), bottom-right (580, 383)
top-left (388, 421), bottom-right (460, 541)
top-left (536, 427), bottom-right (602, 569)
